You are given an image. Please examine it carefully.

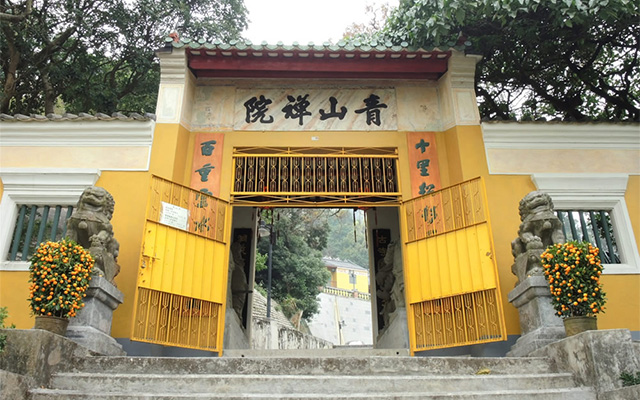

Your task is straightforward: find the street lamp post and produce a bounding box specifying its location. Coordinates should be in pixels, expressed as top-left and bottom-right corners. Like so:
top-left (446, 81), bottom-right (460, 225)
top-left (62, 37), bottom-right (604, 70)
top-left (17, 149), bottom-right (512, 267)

top-left (265, 224), bottom-right (274, 319)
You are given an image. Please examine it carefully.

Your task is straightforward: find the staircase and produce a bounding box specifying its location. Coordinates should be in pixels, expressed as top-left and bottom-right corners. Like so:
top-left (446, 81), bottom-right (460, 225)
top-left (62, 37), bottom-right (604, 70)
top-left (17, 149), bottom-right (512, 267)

top-left (29, 350), bottom-right (597, 399)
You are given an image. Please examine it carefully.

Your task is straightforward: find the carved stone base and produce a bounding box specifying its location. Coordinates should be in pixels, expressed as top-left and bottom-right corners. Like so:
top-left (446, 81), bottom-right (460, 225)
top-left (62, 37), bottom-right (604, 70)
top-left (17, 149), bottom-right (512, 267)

top-left (511, 250), bottom-right (544, 285)
top-left (507, 275), bottom-right (565, 356)
top-left (66, 275), bottom-right (125, 355)
top-left (376, 307), bottom-right (409, 349)
top-left (507, 326), bottom-right (566, 357)
top-left (66, 325), bottom-right (124, 356)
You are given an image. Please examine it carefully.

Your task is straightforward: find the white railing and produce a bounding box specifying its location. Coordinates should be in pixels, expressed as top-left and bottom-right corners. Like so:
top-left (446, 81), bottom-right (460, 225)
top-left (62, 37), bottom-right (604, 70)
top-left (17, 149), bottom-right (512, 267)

top-left (322, 286), bottom-right (370, 300)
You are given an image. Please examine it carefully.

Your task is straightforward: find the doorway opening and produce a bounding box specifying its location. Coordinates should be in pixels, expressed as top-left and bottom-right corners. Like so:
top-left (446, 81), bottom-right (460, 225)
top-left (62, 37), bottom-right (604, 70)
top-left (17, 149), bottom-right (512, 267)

top-left (227, 206), bottom-right (408, 351)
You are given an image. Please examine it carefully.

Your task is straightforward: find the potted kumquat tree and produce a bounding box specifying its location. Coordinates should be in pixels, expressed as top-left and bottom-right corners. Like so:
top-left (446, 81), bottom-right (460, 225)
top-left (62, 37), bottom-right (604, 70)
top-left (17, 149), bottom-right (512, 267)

top-left (541, 240), bottom-right (606, 336)
top-left (28, 239), bottom-right (94, 335)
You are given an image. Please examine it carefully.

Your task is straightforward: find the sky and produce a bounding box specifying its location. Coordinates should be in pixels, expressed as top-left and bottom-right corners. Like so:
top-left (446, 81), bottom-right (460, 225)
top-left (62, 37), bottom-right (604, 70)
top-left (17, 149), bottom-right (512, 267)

top-left (242, 0), bottom-right (398, 45)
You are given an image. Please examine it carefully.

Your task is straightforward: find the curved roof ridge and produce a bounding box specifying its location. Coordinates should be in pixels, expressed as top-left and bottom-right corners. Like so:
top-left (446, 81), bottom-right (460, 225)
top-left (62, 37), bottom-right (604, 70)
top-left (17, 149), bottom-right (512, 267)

top-left (322, 256), bottom-right (368, 271)
top-left (164, 35), bottom-right (460, 53)
top-left (0, 112), bottom-right (156, 122)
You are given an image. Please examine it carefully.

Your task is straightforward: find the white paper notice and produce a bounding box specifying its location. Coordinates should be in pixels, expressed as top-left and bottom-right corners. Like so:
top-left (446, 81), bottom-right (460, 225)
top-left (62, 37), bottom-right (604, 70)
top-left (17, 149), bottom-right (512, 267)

top-left (159, 202), bottom-right (189, 231)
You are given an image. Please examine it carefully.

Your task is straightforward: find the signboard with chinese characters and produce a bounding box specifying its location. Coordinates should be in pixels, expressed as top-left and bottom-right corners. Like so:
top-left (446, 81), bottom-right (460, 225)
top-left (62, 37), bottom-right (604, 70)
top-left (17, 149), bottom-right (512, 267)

top-left (190, 133), bottom-right (224, 197)
top-left (234, 89), bottom-right (397, 131)
top-left (159, 202), bottom-right (189, 231)
top-left (406, 132), bottom-right (441, 197)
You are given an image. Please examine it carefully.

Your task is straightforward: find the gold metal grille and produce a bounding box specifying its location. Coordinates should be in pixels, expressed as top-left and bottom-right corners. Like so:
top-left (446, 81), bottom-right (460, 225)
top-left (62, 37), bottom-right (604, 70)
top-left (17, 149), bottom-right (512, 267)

top-left (411, 288), bottom-right (502, 350)
top-left (403, 177), bottom-right (507, 353)
top-left (147, 175), bottom-right (226, 242)
top-left (405, 177), bottom-right (485, 243)
top-left (231, 147), bottom-right (400, 206)
top-left (133, 287), bottom-right (221, 351)
top-left (131, 176), bottom-right (228, 353)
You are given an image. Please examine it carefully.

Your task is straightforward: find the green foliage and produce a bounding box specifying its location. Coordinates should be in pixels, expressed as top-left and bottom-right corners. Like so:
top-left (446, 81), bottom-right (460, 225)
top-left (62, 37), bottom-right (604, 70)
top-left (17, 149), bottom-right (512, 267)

top-left (254, 252), bottom-right (267, 273)
top-left (620, 371), bottom-right (640, 387)
top-left (541, 241), bottom-right (607, 318)
top-left (278, 295), bottom-right (300, 319)
top-left (384, 0), bottom-right (640, 121)
top-left (255, 208), bottom-right (369, 320)
top-left (28, 239), bottom-right (95, 318)
top-left (255, 209), bottom-right (331, 320)
top-left (253, 284), bottom-right (267, 297)
top-left (324, 209), bottom-right (368, 268)
top-left (1, 0), bottom-right (248, 114)
top-left (0, 306), bottom-right (14, 354)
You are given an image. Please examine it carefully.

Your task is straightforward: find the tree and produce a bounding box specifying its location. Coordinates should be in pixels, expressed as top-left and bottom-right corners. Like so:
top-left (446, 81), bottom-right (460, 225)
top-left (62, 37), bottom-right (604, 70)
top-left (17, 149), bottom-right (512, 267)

top-left (324, 209), bottom-right (368, 268)
top-left (0, 0), bottom-right (248, 114)
top-left (343, 2), bottom-right (391, 41)
top-left (255, 209), bottom-right (331, 320)
top-left (384, 0), bottom-right (639, 121)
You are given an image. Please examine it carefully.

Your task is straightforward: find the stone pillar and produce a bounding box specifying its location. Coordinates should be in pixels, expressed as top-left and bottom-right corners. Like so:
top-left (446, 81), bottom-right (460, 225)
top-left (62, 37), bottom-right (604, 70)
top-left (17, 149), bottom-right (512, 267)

top-left (66, 275), bottom-right (125, 355)
top-left (506, 275), bottom-right (565, 356)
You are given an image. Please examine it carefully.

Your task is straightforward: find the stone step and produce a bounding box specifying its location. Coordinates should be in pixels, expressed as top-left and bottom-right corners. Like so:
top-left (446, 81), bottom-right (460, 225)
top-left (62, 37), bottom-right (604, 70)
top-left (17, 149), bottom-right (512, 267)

top-left (49, 372), bottom-right (580, 395)
top-left (222, 347), bottom-right (405, 357)
top-left (61, 355), bottom-right (558, 376)
top-left (29, 387), bottom-right (598, 400)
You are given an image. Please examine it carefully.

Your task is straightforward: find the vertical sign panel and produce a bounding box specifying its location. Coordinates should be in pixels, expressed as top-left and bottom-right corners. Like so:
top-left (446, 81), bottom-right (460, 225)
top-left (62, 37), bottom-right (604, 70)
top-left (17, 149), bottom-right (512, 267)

top-left (406, 132), bottom-right (441, 197)
top-left (190, 133), bottom-right (225, 197)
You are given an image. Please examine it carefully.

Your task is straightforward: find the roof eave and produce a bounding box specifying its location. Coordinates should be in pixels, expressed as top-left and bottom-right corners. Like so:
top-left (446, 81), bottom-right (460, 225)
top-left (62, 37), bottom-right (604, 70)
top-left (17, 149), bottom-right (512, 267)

top-left (185, 47), bottom-right (451, 80)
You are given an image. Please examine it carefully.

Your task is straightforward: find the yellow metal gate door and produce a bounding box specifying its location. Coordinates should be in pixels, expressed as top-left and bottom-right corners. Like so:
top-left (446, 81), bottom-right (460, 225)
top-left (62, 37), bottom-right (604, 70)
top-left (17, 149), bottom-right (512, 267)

top-left (402, 177), bottom-right (507, 354)
top-left (131, 176), bottom-right (229, 352)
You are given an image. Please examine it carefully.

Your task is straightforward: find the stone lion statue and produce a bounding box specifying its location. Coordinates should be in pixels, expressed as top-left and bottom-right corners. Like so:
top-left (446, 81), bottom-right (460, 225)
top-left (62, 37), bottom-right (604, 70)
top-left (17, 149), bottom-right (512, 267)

top-left (376, 240), bottom-right (405, 332)
top-left (228, 242), bottom-right (248, 321)
top-left (511, 191), bottom-right (565, 284)
top-left (67, 186), bottom-right (120, 284)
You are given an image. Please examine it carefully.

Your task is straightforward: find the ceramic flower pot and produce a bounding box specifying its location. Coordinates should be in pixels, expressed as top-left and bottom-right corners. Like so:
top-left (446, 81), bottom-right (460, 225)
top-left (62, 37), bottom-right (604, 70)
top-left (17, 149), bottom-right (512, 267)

top-left (34, 315), bottom-right (69, 336)
top-left (563, 316), bottom-right (597, 337)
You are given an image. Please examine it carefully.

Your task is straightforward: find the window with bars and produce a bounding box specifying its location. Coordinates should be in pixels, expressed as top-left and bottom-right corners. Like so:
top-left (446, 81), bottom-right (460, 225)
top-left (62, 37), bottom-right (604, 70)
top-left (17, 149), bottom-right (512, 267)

top-left (7, 204), bottom-right (74, 262)
top-left (556, 209), bottom-right (620, 264)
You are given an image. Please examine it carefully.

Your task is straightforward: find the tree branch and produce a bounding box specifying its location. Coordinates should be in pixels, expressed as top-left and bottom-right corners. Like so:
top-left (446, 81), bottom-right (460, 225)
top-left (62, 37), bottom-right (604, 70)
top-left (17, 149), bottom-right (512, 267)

top-left (0, 0), bottom-right (32, 22)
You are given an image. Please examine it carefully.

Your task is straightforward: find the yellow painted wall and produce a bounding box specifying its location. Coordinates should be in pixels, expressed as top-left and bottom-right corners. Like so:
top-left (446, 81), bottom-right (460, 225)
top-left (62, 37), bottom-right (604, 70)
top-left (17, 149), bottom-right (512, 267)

top-left (625, 176), bottom-right (640, 255)
top-left (149, 123), bottom-right (192, 184)
top-left (0, 271), bottom-right (30, 328)
top-left (97, 171), bottom-right (150, 338)
top-left (334, 269), bottom-right (369, 293)
top-left (606, 174), bottom-right (640, 331)
top-left (599, 275), bottom-right (640, 331)
top-left (439, 125), bottom-right (640, 334)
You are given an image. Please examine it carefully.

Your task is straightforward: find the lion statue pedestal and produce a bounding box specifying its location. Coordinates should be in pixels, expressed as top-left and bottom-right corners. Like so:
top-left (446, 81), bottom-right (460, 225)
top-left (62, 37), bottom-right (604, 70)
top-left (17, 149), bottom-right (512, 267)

top-left (507, 191), bottom-right (566, 357)
top-left (65, 186), bottom-right (125, 356)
